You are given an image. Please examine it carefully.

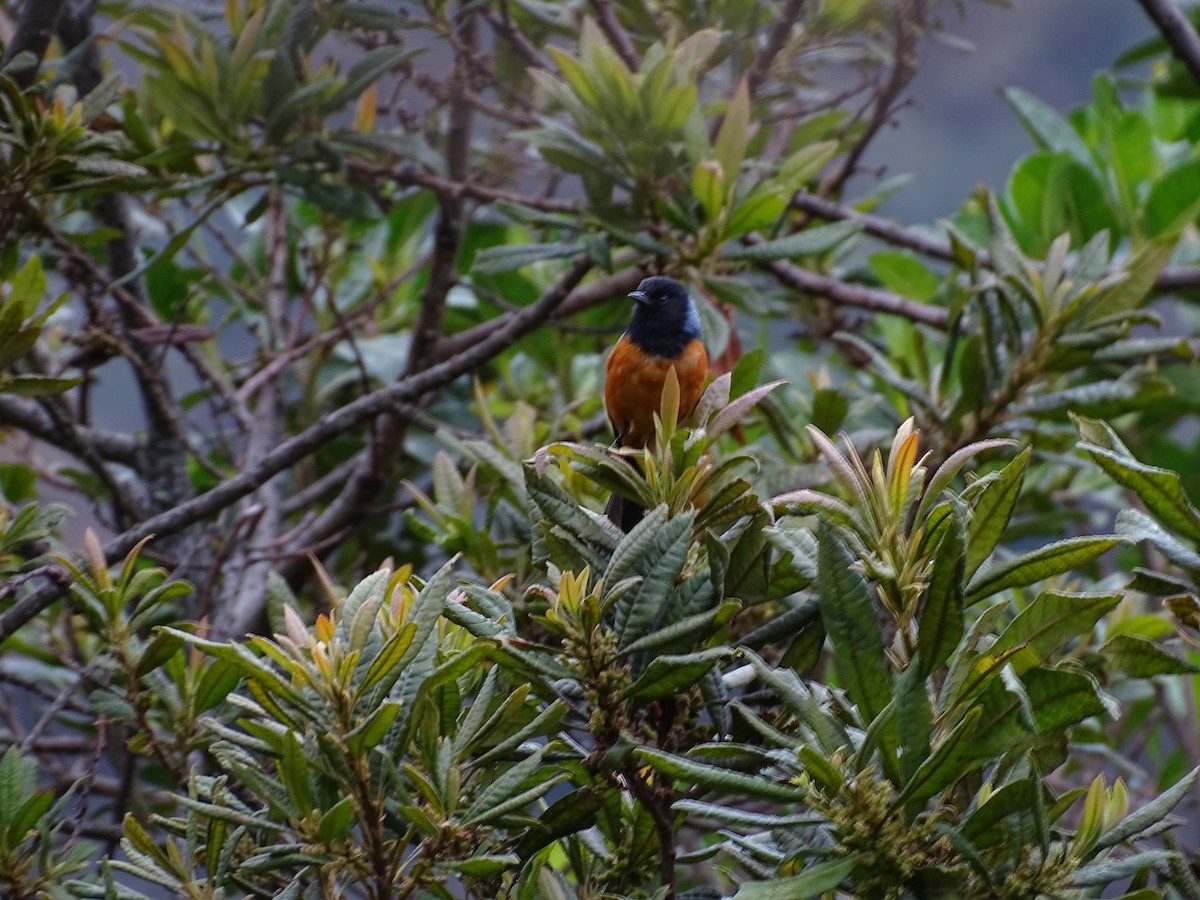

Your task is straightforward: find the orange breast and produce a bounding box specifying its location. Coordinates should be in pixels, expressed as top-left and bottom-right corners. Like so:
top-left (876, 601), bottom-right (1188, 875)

top-left (605, 336), bottom-right (708, 449)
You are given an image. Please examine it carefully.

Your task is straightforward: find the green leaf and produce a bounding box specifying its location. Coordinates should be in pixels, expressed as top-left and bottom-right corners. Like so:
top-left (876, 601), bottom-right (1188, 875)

top-left (1024, 666), bottom-right (1108, 734)
top-left (316, 795), bottom-right (356, 843)
top-left (359, 622), bottom-right (418, 694)
top-left (815, 523), bottom-right (891, 724)
top-left (1100, 633), bottom-right (1200, 677)
top-left (918, 439), bottom-right (1018, 525)
top-left (869, 252), bottom-right (938, 302)
top-left (462, 745), bottom-right (549, 825)
top-left (1143, 158), bottom-right (1200, 238)
top-left (346, 700), bottom-right (402, 754)
top-left (692, 159), bottom-right (727, 221)
top-left (278, 731), bottom-right (314, 816)
top-left (1, 374), bottom-right (84, 396)
top-left (635, 747), bottom-right (805, 801)
top-left (475, 700), bottom-right (568, 767)
top-left (722, 221), bottom-right (859, 261)
top-left (444, 854), bottom-right (521, 877)
top-left (1081, 445), bottom-right (1200, 545)
top-left (472, 242), bottom-right (582, 274)
top-left (623, 648), bottom-right (731, 700)
top-left (515, 790), bottom-right (605, 859)
top-left (1093, 238), bottom-right (1174, 316)
top-left (990, 590), bottom-right (1123, 675)
top-left (1109, 110), bottom-right (1154, 214)
top-left (965, 536), bottom-right (1122, 605)
top-left (896, 658), bottom-right (932, 784)
top-left (919, 519), bottom-right (966, 676)
top-left (1070, 851), bottom-right (1178, 888)
top-left (959, 779), bottom-right (1039, 847)
top-left (6, 255), bottom-right (46, 313)
top-left (0, 747), bottom-right (37, 830)
top-left (713, 79), bottom-right (751, 186)
top-left (895, 706), bottom-right (984, 805)
top-left (6, 789), bottom-right (52, 843)
top-left (1003, 87), bottom-right (1094, 168)
top-left (194, 658), bottom-right (243, 714)
top-left (731, 856), bottom-right (859, 899)
top-left (1097, 767), bottom-right (1199, 850)
top-left (620, 600), bottom-right (741, 656)
top-left (610, 508), bottom-right (694, 647)
top-left (1116, 508), bottom-right (1200, 571)
top-left (323, 46), bottom-right (421, 111)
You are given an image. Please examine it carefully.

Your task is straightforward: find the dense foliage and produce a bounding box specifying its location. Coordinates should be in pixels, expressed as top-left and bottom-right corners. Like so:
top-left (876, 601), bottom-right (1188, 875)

top-left (4, 0), bottom-right (1200, 897)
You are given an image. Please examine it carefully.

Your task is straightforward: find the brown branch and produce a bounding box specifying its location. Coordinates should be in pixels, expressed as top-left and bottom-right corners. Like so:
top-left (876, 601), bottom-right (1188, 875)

top-left (0, 256), bottom-right (615, 643)
top-left (753, 235), bottom-right (949, 328)
top-left (266, 9), bottom-right (484, 598)
top-left (407, 12), bottom-right (476, 377)
top-left (434, 265), bottom-right (645, 361)
top-left (746, 0), bottom-right (806, 98)
top-left (819, 0), bottom-right (927, 198)
top-left (1, 0), bottom-right (69, 87)
top-left (487, 3), bottom-right (548, 70)
top-left (793, 190), bottom-right (1200, 294)
top-left (0, 394), bottom-right (139, 463)
top-left (1137, 0), bottom-right (1200, 87)
top-left (351, 161), bottom-right (577, 214)
top-left (792, 190), bottom-right (964, 265)
top-left (626, 770), bottom-right (677, 899)
top-left (212, 187), bottom-right (288, 640)
top-left (589, 0), bottom-right (639, 70)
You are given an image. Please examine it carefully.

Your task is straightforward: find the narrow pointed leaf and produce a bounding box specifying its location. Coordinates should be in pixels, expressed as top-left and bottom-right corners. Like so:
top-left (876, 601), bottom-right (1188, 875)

top-left (965, 537), bottom-right (1122, 605)
top-left (815, 523), bottom-right (891, 724)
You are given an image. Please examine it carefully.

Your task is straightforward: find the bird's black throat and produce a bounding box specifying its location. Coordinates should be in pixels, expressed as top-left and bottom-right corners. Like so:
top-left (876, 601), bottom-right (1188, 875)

top-left (626, 307), bottom-right (695, 357)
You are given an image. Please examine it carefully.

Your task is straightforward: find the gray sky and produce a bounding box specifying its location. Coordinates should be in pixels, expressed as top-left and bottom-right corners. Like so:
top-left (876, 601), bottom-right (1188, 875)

top-left (867, 0), bottom-right (1154, 223)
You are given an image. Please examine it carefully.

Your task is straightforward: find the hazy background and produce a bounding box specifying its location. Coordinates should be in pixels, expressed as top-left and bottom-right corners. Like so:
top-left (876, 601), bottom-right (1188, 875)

top-left (870, 0), bottom-right (1153, 224)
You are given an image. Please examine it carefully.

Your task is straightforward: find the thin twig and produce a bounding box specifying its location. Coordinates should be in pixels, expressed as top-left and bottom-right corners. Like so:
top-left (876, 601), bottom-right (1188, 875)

top-left (589, 0), bottom-right (639, 70)
top-left (351, 162), bottom-right (577, 213)
top-left (1137, 0), bottom-right (1200, 86)
top-left (213, 186), bottom-right (288, 640)
top-left (0, 394), bottom-right (140, 463)
top-left (749, 233), bottom-right (949, 327)
top-left (0, 256), bottom-right (611, 642)
top-left (746, 0), bottom-right (806, 98)
top-left (819, 0), bottom-right (926, 198)
top-left (487, 3), bottom-right (548, 70)
top-left (793, 190), bottom-right (1200, 293)
top-left (1, 0), bottom-right (70, 87)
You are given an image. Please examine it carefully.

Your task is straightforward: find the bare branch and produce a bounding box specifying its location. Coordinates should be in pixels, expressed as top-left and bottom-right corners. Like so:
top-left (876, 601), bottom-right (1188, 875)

top-left (1, 0), bottom-right (69, 87)
top-left (0, 394), bottom-right (139, 464)
top-left (212, 188), bottom-right (288, 640)
top-left (746, 0), bottom-right (806, 98)
top-left (351, 162), bottom-right (577, 214)
top-left (792, 190), bottom-right (962, 264)
top-left (793, 190), bottom-right (1200, 294)
top-left (753, 234), bottom-right (949, 328)
top-left (819, 0), bottom-right (927, 197)
top-left (1137, 0), bottom-right (1200, 87)
top-left (589, 0), bottom-right (639, 70)
top-left (0, 256), bottom-right (613, 643)
top-left (406, 11), bottom-right (477, 378)
top-left (487, 3), bottom-right (548, 70)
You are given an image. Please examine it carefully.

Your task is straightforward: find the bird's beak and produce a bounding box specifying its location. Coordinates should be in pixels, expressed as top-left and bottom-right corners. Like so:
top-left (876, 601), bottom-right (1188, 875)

top-left (628, 290), bottom-right (650, 305)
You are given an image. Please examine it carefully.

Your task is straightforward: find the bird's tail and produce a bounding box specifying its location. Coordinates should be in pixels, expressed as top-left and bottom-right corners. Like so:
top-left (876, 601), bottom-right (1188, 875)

top-left (605, 451), bottom-right (645, 532)
top-left (604, 492), bottom-right (645, 532)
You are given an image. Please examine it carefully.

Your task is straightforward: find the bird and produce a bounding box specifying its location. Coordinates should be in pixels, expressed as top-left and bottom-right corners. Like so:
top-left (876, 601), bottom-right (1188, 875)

top-left (604, 276), bottom-right (708, 530)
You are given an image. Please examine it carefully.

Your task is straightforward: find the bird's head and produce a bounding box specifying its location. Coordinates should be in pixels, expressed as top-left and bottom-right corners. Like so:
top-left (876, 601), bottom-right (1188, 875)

top-left (625, 276), bottom-right (701, 355)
